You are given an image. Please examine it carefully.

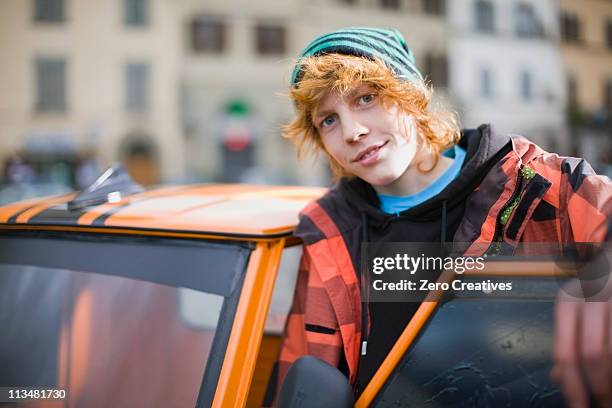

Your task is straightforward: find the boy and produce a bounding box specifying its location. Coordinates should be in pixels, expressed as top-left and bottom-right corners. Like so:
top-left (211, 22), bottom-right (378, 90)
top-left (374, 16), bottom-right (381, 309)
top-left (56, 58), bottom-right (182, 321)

top-left (266, 27), bottom-right (612, 408)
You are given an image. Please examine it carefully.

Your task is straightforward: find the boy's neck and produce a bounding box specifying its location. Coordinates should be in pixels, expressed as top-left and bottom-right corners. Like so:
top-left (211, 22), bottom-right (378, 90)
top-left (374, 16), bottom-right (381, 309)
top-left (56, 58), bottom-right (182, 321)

top-left (372, 152), bottom-right (454, 197)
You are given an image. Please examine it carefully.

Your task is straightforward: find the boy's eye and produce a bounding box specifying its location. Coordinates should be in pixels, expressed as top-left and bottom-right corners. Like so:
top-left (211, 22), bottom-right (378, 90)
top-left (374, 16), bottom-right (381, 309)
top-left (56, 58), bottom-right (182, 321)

top-left (359, 94), bottom-right (376, 105)
top-left (321, 116), bottom-right (335, 128)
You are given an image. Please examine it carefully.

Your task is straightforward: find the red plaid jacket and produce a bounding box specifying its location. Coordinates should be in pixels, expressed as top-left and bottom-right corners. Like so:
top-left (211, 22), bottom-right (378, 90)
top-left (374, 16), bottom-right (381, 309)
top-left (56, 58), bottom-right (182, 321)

top-left (264, 133), bottom-right (612, 405)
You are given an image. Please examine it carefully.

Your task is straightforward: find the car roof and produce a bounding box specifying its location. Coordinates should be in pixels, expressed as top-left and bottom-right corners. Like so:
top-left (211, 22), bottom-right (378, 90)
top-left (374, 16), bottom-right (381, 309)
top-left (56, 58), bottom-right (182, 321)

top-left (0, 184), bottom-right (327, 238)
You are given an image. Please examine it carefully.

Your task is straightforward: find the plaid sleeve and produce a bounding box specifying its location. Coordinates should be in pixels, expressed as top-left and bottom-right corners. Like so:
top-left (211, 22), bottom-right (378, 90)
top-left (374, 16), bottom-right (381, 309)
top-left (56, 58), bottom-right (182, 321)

top-left (558, 157), bottom-right (612, 243)
top-left (262, 249), bottom-right (342, 407)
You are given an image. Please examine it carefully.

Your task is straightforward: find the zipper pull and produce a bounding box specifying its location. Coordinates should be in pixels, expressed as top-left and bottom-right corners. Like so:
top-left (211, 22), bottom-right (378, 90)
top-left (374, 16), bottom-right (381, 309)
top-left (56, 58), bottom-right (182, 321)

top-left (361, 341), bottom-right (368, 356)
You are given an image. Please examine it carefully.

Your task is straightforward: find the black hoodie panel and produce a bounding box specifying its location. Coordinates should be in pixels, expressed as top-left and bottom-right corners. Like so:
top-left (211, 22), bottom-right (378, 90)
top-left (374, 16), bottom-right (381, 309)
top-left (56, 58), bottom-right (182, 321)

top-left (295, 213), bottom-right (326, 245)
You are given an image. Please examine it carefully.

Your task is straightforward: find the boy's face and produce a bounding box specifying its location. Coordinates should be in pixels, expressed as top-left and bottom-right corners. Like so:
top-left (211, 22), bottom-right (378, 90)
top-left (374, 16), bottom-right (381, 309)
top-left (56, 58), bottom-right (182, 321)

top-left (313, 84), bottom-right (419, 186)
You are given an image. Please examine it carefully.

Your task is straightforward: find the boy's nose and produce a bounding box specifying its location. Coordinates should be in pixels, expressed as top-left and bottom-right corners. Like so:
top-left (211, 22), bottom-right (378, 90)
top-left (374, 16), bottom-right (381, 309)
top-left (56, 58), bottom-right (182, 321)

top-left (342, 119), bottom-right (369, 143)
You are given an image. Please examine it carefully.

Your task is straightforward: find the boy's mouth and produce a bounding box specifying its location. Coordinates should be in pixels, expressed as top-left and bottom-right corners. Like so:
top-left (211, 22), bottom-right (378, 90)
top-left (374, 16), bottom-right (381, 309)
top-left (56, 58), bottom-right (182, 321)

top-left (353, 141), bottom-right (388, 164)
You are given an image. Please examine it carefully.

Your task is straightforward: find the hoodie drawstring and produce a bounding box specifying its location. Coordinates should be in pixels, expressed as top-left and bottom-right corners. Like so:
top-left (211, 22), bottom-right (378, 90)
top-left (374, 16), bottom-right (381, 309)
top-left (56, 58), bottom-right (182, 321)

top-left (360, 212), bottom-right (371, 358)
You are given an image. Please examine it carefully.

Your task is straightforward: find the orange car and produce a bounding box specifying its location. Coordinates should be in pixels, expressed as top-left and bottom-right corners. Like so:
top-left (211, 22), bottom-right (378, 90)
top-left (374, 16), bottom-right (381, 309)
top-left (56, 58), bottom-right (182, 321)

top-left (0, 166), bottom-right (569, 407)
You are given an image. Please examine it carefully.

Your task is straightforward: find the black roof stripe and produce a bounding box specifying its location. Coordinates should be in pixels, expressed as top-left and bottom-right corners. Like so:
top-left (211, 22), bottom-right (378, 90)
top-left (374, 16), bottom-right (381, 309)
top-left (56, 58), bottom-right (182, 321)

top-left (91, 204), bottom-right (127, 226)
top-left (27, 207), bottom-right (86, 225)
top-left (89, 185), bottom-right (203, 226)
top-left (7, 206), bottom-right (35, 224)
top-left (6, 193), bottom-right (74, 224)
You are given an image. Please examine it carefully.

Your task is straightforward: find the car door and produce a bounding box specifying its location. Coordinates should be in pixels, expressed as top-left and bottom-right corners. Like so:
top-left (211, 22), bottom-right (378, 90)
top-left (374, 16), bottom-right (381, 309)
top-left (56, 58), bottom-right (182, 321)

top-left (362, 270), bottom-right (566, 407)
top-left (0, 230), bottom-right (252, 408)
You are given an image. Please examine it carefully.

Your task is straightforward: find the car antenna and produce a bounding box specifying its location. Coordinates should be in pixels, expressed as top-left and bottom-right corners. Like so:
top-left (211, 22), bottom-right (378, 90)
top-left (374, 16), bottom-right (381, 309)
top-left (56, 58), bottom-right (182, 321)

top-left (67, 163), bottom-right (144, 211)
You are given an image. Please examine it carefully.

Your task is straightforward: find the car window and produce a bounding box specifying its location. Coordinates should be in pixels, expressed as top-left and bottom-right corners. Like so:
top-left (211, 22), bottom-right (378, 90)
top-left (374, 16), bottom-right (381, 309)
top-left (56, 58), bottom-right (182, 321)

top-left (0, 233), bottom-right (251, 408)
top-left (264, 244), bottom-right (302, 334)
top-left (372, 277), bottom-right (563, 407)
top-left (179, 288), bottom-right (225, 329)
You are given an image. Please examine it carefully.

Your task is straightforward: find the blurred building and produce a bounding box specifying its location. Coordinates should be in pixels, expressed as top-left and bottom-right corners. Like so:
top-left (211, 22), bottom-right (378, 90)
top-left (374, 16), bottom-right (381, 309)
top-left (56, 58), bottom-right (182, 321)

top-left (2, 0), bottom-right (605, 188)
top-left (0, 0), bottom-right (185, 187)
top-left (178, 0), bottom-right (448, 184)
top-left (559, 0), bottom-right (612, 173)
top-left (0, 0), bottom-right (450, 187)
top-left (447, 0), bottom-right (568, 152)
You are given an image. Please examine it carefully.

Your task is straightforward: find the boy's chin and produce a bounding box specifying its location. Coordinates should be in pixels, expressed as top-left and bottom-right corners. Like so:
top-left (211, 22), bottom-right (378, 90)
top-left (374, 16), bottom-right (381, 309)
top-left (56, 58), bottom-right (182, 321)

top-left (355, 161), bottom-right (412, 188)
top-left (360, 172), bottom-right (403, 188)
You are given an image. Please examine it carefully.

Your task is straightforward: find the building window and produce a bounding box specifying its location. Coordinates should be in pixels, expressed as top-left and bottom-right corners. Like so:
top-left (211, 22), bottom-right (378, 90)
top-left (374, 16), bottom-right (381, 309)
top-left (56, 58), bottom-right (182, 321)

top-left (191, 18), bottom-right (226, 53)
top-left (125, 63), bottom-right (149, 112)
top-left (560, 13), bottom-right (581, 44)
top-left (520, 71), bottom-right (532, 101)
top-left (379, 0), bottom-right (400, 10)
top-left (424, 53), bottom-right (448, 88)
top-left (475, 0), bottom-right (495, 33)
top-left (606, 19), bottom-right (612, 50)
top-left (514, 4), bottom-right (543, 38)
top-left (35, 58), bottom-right (67, 112)
top-left (604, 79), bottom-right (612, 113)
top-left (423, 0), bottom-right (445, 16)
top-left (567, 76), bottom-right (578, 108)
top-left (479, 68), bottom-right (493, 98)
top-left (255, 24), bottom-right (286, 56)
top-left (124, 0), bottom-right (148, 27)
top-left (33, 0), bottom-right (64, 22)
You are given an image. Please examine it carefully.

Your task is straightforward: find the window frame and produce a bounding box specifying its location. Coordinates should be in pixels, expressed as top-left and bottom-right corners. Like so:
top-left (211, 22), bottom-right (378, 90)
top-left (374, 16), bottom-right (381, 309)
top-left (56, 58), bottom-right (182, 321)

top-left (479, 67), bottom-right (493, 99)
top-left (0, 231), bottom-right (253, 408)
top-left (605, 19), bottom-right (612, 50)
top-left (254, 23), bottom-right (287, 56)
top-left (190, 17), bottom-right (226, 54)
top-left (34, 57), bottom-right (67, 113)
top-left (520, 70), bottom-right (533, 101)
top-left (514, 3), bottom-right (544, 38)
top-left (560, 12), bottom-right (581, 44)
top-left (125, 61), bottom-right (150, 113)
top-left (567, 75), bottom-right (578, 109)
top-left (33, 0), bottom-right (65, 23)
top-left (123, 0), bottom-right (149, 27)
top-left (604, 78), bottom-right (612, 113)
top-left (422, 0), bottom-right (446, 16)
top-left (379, 0), bottom-right (401, 10)
top-left (423, 53), bottom-right (448, 88)
top-left (475, 0), bottom-right (495, 34)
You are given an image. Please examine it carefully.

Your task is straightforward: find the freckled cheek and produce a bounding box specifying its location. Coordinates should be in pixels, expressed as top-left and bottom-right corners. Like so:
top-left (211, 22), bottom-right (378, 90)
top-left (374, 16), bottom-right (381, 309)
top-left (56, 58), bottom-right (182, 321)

top-left (322, 140), bottom-right (347, 166)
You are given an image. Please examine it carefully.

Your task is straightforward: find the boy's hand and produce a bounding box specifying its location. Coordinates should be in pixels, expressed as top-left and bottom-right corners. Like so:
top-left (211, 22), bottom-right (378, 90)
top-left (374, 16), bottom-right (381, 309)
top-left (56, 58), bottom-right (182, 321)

top-left (552, 251), bottom-right (612, 408)
top-left (553, 298), bottom-right (612, 408)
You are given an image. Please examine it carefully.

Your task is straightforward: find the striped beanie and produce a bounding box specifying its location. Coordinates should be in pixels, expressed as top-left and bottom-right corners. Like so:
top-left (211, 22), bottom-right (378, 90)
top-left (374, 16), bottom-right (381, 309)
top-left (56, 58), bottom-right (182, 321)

top-left (290, 27), bottom-right (423, 88)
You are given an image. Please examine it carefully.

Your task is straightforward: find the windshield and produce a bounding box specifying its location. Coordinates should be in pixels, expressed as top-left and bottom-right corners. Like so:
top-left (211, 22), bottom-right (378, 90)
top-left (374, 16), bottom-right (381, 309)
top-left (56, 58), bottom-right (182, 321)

top-left (0, 232), bottom-right (251, 407)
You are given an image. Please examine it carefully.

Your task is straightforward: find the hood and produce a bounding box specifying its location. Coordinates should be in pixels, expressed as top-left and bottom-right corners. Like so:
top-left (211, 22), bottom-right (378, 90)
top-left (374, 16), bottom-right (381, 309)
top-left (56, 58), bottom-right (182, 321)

top-left (337, 123), bottom-right (512, 230)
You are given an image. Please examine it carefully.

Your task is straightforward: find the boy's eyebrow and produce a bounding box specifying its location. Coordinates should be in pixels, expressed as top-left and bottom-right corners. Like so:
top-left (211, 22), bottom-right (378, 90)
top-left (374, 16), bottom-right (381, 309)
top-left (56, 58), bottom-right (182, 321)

top-left (312, 107), bottom-right (333, 121)
top-left (311, 85), bottom-right (375, 123)
top-left (346, 87), bottom-right (364, 98)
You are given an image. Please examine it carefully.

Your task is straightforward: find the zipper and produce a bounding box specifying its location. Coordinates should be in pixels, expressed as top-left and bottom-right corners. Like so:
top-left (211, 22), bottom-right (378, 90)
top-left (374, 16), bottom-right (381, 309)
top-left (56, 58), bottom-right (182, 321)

top-left (487, 165), bottom-right (536, 255)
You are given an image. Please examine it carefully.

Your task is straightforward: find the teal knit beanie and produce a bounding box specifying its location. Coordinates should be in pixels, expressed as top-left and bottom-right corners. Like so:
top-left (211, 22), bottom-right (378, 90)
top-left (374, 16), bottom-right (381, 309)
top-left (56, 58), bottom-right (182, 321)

top-left (291, 27), bottom-right (423, 88)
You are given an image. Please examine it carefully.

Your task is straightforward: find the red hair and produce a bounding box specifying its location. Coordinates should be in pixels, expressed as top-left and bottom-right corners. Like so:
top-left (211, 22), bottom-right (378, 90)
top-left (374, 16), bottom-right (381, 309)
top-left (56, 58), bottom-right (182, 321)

top-left (283, 54), bottom-right (461, 180)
